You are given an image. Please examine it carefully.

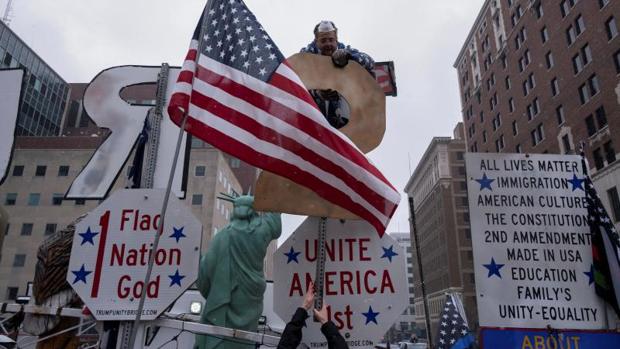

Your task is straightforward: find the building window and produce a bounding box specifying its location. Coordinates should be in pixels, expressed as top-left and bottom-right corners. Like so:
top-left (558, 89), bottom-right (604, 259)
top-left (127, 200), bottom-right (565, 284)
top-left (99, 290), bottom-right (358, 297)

top-left (512, 120), bottom-right (518, 135)
top-left (516, 144), bottom-right (522, 153)
top-left (495, 135), bottom-right (505, 152)
top-left (195, 165), bottom-right (206, 177)
top-left (593, 148), bottom-right (605, 170)
top-left (599, 0), bottom-right (610, 8)
top-left (551, 78), bottom-right (559, 96)
top-left (535, 3), bottom-right (544, 18)
top-left (579, 75), bottom-right (599, 105)
top-left (192, 194), bottom-right (203, 206)
top-left (531, 123), bottom-right (544, 146)
top-left (35, 165), bottom-right (47, 177)
top-left (607, 187), bottom-right (620, 222)
top-left (560, 1), bottom-right (571, 18)
top-left (614, 49), bottom-right (620, 74)
top-left (541, 27), bottom-right (548, 43)
top-left (604, 141), bottom-right (616, 164)
top-left (545, 51), bottom-right (554, 69)
top-left (556, 105), bottom-right (565, 125)
top-left (579, 84), bottom-right (589, 105)
top-left (573, 54), bottom-right (584, 74)
top-left (492, 114), bottom-right (502, 131)
top-left (585, 115), bottom-right (597, 137)
top-left (13, 254), bottom-right (26, 267)
top-left (482, 130), bottom-right (487, 143)
top-left (5, 287), bottom-right (18, 300)
top-left (589, 74), bottom-right (600, 96)
top-left (607, 17), bottom-right (618, 40)
top-left (21, 223), bottom-right (33, 236)
top-left (12, 165), bottom-right (24, 176)
top-left (52, 194), bottom-right (63, 206)
top-left (575, 15), bottom-right (585, 36)
top-left (581, 44), bottom-right (592, 66)
top-left (28, 193), bottom-right (40, 206)
top-left (505, 76), bottom-right (511, 90)
top-left (45, 223), bottom-right (57, 236)
top-left (595, 106), bottom-right (608, 130)
top-left (58, 165), bottom-right (69, 176)
top-left (5, 193), bottom-right (17, 206)
top-left (526, 98), bottom-right (539, 120)
top-left (562, 134), bottom-right (572, 154)
top-left (509, 98), bottom-right (515, 113)
top-left (566, 26), bottom-right (576, 45)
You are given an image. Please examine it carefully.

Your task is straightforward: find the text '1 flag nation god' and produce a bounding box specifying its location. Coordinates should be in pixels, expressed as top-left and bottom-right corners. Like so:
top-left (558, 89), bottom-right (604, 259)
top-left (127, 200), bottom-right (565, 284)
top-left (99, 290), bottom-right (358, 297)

top-left (168, 0), bottom-right (400, 235)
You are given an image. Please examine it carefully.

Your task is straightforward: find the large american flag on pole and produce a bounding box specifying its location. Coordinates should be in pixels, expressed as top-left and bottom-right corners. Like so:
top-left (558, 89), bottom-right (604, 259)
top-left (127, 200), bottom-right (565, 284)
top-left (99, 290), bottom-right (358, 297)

top-left (168, 0), bottom-right (400, 235)
top-left (582, 155), bottom-right (620, 317)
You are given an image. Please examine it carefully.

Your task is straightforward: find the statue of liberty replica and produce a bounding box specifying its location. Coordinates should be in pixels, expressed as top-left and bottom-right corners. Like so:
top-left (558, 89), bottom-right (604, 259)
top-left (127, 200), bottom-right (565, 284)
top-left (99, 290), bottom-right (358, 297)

top-left (195, 194), bottom-right (281, 349)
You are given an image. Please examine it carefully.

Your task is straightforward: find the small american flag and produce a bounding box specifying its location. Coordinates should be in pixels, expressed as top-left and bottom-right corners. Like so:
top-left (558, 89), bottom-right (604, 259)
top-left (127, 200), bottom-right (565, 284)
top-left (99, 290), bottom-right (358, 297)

top-left (583, 156), bottom-right (620, 317)
top-left (436, 294), bottom-right (474, 349)
top-left (168, 0), bottom-right (400, 235)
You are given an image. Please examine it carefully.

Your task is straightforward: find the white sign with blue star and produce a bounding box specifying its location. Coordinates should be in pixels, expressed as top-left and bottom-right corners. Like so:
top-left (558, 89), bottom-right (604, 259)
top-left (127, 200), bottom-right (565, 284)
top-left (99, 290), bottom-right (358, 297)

top-left (66, 189), bottom-right (202, 321)
top-left (465, 153), bottom-right (605, 329)
top-left (274, 217), bottom-right (408, 349)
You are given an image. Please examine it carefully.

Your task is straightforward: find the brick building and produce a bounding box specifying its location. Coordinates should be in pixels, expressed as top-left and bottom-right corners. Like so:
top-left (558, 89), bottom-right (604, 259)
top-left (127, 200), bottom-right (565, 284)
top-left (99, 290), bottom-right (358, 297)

top-left (454, 0), bottom-right (620, 227)
top-left (404, 123), bottom-right (476, 337)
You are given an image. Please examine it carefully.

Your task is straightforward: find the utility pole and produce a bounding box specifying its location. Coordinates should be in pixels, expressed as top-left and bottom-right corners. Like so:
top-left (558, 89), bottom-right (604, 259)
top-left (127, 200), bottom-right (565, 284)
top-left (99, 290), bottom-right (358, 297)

top-left (2, 0), bottom-right (14, 26)
top-left (408, 196), bottom-right (433, 349)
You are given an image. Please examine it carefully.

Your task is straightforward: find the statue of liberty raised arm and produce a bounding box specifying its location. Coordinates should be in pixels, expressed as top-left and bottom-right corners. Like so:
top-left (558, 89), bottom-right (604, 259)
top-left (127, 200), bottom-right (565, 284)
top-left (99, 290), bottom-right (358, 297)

top-left (195, 194), bottom-right (281, 349)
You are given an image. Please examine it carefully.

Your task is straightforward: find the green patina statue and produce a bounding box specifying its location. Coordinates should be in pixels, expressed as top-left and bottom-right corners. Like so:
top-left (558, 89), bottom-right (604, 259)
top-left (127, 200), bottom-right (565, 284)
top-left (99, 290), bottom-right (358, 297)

top-left (195, 194), bottom-right (281, 349)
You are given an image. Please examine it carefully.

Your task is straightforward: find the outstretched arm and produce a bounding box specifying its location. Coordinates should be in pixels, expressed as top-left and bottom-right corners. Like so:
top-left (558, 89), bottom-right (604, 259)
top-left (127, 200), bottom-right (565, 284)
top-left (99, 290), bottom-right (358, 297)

top-left (277, 282), bottom-right (315, 349)
top-left (315, 305), bottom-right (349, 349)
top-left (345, 46), bottom-right (375, 76)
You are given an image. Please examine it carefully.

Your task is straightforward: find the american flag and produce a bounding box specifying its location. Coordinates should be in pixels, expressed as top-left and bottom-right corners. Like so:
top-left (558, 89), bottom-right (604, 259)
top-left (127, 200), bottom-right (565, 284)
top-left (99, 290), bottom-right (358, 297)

top-left (436, 294), bottom-right (474, 349)
top-left (583, 156), bottom-right (620, 317)
top-left (168, 0), bottom-right (400, 235)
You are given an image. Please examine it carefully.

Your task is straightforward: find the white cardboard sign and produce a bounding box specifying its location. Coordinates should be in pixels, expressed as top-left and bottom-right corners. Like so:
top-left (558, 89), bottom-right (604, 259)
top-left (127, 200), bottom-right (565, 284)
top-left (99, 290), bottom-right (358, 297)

top-left (67, 189), bottom-right (202, 320)
top-left (274, 217), bottom-right (408, 348)
top-left (465, 153), bottom-right (605, 329)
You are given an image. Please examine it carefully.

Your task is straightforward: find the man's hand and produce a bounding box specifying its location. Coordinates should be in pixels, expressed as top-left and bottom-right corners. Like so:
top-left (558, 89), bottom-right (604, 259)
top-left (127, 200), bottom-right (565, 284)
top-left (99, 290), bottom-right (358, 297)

top-left (313, 305), bottom-right (329, 325)
top-left (331, 49), bottom-right (349, 68)
top-left (302, 281), bottom-right (315, 310)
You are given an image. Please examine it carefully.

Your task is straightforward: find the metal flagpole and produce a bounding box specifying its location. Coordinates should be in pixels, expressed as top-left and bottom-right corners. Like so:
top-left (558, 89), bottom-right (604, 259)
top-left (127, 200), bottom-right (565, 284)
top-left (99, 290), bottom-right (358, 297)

top-left (314, 217), bottom-right (328, 311)
top-left (408, 196), bottom-right (433, 349)
top-left (126, 3), bottom-right (212, 347)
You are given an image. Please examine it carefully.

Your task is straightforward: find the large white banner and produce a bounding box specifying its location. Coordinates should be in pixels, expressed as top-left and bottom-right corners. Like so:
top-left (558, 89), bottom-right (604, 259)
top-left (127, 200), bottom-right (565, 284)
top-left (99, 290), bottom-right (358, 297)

top-left (466, 153), bottom-right (605, 329)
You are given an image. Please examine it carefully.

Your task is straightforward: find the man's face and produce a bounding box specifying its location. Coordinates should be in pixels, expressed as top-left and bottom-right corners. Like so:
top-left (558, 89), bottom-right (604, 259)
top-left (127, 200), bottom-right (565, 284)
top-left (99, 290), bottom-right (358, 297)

top-left (315, 31), bottom-right (338, 56)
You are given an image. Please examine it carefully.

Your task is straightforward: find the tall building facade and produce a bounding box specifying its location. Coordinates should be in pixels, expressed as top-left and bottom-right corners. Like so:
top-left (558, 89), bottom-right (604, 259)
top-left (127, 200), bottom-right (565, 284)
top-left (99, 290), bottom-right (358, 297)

top-left (454, 0), bottom-right (620, 227)
top-left (0, 21), bottom-right (70, 136)
top-left (404, 123), bottom-right (477, 337)
top-left (0, 136), bottom-right (243, 301)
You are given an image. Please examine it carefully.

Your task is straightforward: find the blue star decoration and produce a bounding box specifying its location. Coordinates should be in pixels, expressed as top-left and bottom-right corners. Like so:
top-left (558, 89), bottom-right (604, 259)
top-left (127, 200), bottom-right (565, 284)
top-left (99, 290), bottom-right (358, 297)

top-left (584, 264), bottom-right (595, 285)
top-left (568, 174), bottom-right (585, 191)
top-left (362, 306), bottom-right (380, 325)
top-left (381, 245), bottom-right (398, 263)
top-left (71, 264), bottom-right (92, 284)
top-left (169, 226), bottom-right (186, 243)
top-left (483, 258), bottom-right (505, 278)
top-left (284, 246), bottom-right (301, 264)
top-left (475, 173), bottom-right (495, 191)
top-left (78, 227), bottom-right (99, 246)
top-left (169, 270), bottom-right (185, 287)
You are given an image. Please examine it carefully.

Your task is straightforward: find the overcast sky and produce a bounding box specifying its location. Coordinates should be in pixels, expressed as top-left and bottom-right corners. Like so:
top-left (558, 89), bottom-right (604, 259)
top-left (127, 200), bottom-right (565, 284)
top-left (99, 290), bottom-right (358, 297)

top-left (3, 0), bottom-right (484, 237)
